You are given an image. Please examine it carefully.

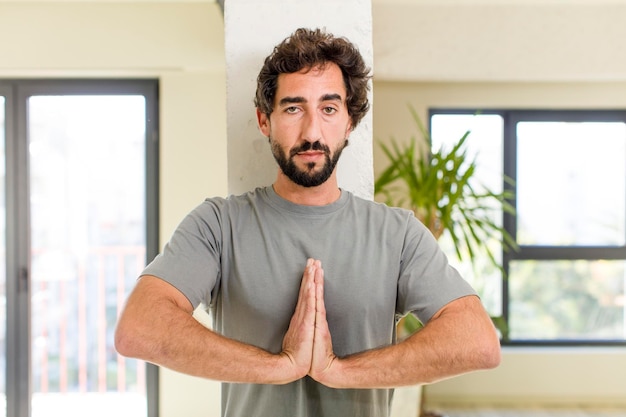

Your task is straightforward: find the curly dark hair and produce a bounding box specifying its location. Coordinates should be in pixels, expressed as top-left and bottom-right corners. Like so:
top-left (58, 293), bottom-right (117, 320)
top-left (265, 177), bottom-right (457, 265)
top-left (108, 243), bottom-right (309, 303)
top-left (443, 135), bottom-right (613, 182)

top-left (254, 28), bottom-right (371, 130)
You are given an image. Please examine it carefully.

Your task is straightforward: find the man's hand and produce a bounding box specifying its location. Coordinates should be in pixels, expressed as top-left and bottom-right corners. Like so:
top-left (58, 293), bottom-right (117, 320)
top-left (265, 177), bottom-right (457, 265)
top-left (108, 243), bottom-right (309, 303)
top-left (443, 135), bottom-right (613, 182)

top-left (281, 259), bottom-right (338, 384)
top-left (309, 261), bottom-right (338, 382)
top-left (281, 259), bottom-right (318, 380)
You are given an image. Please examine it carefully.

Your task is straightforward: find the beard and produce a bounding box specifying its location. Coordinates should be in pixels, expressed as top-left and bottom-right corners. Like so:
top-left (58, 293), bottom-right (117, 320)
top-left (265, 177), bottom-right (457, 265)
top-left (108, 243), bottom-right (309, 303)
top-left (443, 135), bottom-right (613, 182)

top-left (270, 138), bottom-right (349, 187)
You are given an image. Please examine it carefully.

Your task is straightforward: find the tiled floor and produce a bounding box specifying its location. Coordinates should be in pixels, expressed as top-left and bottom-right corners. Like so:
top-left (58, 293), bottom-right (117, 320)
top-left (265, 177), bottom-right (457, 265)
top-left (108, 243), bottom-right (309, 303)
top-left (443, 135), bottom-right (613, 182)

top-left (427, 406), bottom-right (626, 417)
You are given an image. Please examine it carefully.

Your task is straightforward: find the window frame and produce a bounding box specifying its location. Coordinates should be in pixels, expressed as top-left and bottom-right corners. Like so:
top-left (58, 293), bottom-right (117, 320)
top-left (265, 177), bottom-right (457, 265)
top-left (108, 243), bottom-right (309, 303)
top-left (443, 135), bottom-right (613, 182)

top-left (1, 79), bottom-right (160, 417)
top-left (430, 108), bottom-right (626, 346)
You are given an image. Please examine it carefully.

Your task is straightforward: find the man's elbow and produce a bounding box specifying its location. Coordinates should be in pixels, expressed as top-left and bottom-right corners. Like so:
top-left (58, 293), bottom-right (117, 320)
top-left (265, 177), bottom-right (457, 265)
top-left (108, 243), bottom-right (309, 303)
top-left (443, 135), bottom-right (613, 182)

top-left (475, 334), bottom-right (501, 370)
top-left (114, 319), bottom-right (140, 359)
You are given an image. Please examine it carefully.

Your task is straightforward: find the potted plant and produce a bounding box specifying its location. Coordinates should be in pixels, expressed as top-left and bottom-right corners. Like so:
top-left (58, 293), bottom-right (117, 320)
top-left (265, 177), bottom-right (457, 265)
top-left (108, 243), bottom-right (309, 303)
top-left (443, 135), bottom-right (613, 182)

top-left (375, 105), bottom-right (517, 416)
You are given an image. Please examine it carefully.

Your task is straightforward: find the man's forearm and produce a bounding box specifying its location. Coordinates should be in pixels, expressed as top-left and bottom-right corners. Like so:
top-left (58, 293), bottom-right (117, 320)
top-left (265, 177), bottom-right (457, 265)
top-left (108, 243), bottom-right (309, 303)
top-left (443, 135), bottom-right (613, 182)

top-left (311, 295), bottom-right (501, 389)
top-left (114, 276), bottom-right (303, 385)
top-left (137, 315), bottom-right (299, 385)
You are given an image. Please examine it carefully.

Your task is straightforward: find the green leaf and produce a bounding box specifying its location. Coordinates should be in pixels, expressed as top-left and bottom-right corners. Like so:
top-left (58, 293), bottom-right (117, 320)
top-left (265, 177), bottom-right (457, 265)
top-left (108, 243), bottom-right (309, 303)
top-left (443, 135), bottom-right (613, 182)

top-left (374, 104), bottom-right (520, 273)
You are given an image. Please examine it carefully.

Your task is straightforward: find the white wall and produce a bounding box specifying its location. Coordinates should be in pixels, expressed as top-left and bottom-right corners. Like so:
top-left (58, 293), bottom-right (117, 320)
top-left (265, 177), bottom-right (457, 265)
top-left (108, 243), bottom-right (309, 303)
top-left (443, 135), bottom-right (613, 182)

top-left (429, 347), bottom-right (626, 407)
top-left (372, 0), bottom-right (626, 82)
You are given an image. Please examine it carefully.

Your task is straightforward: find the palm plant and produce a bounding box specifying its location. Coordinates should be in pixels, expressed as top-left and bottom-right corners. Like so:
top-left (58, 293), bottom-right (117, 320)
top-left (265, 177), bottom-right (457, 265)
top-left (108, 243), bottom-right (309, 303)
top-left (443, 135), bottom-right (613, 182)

top-left (375, 106), bottom-right (517, 337)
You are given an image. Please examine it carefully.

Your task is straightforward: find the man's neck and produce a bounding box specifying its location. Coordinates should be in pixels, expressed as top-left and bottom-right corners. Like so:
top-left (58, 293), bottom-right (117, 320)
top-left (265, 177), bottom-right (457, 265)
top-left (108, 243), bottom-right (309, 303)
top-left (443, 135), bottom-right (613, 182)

top-left (272, 173), bottom-right (341, 206)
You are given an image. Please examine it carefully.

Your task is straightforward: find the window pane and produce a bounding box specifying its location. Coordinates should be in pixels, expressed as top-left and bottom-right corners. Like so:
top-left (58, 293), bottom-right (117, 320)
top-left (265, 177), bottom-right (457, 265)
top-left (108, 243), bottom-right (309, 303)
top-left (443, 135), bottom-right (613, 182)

top-left (509, 260), bottom-right (626, 341)
top-left (431, 114), bottom-right (505, 316)
top-left (28, 96), bottom-right (147, 416)
top-left (0, 96), bottom-right (6, 417)
top-left (517, 122), bottom-right (626, 246)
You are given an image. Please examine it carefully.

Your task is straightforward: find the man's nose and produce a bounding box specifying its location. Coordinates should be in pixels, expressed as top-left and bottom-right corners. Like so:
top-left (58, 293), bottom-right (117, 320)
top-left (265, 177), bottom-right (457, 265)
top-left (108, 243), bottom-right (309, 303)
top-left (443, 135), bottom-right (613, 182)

top-left (302, 112), bottom-right (322, 142)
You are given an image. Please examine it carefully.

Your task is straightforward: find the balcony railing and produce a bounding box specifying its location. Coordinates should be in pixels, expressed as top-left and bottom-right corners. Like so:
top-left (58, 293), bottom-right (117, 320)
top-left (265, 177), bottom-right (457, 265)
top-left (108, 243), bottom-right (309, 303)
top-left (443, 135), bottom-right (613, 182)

top-left (32, 245), bottom-right (146, 395)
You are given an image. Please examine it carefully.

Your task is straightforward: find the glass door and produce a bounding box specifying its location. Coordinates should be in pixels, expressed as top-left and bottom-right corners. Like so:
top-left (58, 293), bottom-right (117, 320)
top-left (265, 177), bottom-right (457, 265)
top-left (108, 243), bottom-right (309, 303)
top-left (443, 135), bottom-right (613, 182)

top-left (27, 94), bottom-right (149, 417)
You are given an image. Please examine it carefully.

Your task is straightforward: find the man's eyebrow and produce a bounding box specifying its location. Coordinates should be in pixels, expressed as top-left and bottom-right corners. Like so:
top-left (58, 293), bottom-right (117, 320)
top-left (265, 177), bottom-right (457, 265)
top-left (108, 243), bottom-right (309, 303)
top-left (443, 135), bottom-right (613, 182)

top-left (278, 96), bottom-right (306, 106)
top-left (321, 93), bottom-right (343, 102)
top-left (278, 94), bottom-right (343, 107)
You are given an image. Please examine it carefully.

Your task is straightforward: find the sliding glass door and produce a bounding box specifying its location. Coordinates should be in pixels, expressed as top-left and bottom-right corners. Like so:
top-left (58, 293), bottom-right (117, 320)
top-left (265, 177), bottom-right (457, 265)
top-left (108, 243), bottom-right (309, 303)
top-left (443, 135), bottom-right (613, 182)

top-left (3, 80), bottom-right (158, 417)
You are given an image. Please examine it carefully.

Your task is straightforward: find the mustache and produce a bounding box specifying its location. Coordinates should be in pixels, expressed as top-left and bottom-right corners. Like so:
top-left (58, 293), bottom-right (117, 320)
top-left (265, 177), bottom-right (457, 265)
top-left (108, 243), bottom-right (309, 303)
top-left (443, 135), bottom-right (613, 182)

top-left (289, 141), bottom-right (330, 157)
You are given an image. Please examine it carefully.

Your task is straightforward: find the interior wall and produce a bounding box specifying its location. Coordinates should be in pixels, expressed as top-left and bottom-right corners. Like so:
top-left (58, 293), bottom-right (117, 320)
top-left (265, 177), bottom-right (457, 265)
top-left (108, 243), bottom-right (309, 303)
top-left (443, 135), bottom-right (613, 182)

top-left (428, 347), bottom-right (626, 407)
top-left (372, 1), bottom-right (626, 82)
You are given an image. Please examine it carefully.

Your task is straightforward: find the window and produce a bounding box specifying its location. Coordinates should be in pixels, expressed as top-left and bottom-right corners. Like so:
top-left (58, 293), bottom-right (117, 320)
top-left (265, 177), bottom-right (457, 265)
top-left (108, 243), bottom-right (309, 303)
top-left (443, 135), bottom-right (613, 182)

top-left (2, 80), bottom-right (159, 417)
top-left (430, 109), bottom-right (626, 344)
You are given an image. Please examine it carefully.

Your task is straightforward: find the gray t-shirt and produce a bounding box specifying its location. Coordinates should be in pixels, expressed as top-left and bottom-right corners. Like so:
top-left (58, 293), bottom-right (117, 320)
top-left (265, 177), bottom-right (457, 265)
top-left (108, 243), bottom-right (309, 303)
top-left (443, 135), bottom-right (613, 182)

top-left (143, 186), bottom-right (475, 417)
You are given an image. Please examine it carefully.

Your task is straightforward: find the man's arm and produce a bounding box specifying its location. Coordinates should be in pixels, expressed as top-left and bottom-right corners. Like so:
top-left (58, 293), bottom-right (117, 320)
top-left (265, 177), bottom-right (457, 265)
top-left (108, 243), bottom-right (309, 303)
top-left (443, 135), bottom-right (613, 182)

top-left (114, 259), bottom-right (321, 385)
top-left (310, 274), bottom-right (501, 388)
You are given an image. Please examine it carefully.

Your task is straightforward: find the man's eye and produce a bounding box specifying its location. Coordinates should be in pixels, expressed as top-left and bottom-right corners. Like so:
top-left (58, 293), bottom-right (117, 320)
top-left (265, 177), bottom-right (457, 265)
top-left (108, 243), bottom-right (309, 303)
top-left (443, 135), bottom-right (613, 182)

top-left (285, 106), bottom-right (299, 114)
top-left (323, 107), bottom-right (337, 115)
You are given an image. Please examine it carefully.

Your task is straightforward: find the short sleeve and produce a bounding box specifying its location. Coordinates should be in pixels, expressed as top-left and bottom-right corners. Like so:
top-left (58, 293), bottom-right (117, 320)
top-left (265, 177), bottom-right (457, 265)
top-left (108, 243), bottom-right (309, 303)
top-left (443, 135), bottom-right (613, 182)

top-left (141, 200), bottom-right (223, 309)
top-left (396, 215), bottom-right (477, 324)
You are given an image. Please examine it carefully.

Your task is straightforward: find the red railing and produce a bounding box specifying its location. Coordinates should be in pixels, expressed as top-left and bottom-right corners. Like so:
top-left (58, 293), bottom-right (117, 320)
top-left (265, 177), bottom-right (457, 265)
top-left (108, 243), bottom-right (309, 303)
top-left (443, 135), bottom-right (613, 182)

top-left (32, 245), bottom-right (146, 395)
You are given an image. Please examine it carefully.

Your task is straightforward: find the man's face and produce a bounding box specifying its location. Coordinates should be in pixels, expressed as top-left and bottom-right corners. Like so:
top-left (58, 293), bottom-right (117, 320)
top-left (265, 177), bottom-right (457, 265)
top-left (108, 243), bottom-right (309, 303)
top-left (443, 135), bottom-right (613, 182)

top-left (257, 63), bottom-right (352, 187)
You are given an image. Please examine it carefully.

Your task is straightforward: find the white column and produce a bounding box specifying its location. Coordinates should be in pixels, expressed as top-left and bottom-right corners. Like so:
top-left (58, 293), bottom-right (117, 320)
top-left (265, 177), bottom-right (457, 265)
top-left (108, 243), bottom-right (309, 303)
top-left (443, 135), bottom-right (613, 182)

top-left (224, 0), bottom-right (374, 200)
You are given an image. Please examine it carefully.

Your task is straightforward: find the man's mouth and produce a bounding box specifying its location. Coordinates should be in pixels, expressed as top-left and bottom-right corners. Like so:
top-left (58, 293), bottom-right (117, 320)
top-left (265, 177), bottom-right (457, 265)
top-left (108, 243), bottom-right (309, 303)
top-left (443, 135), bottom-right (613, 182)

top-left (295, 150), bottom-right (325, 162)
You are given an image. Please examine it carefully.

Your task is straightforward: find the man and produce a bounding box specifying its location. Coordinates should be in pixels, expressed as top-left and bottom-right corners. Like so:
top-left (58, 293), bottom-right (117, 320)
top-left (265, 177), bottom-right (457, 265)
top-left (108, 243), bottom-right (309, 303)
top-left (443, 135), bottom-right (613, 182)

top-left (115, 28), bottom-right (500, 416)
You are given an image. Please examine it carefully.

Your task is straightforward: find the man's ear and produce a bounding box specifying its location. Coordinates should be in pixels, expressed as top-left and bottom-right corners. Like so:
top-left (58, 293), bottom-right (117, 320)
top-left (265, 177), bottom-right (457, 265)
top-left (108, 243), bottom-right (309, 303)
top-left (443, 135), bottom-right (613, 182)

top-left (345, 121), bottom-right (353, 139)
top-left (256, 108), bottom-right (270, 137)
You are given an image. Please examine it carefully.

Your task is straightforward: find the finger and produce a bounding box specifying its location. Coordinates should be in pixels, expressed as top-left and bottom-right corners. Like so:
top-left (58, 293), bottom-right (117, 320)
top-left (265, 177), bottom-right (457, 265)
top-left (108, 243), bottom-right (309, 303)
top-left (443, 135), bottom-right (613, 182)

top-left (281, 259), bottom-right (318, 376)
top-left (310, 261), bottom-right (337, 380)
top-left (314, 263), bottom-right (330, 342)
top-left (313, 262), bottom-right (332, 347)
top-left (292, 259), bottom-right (316, 324)
top-left (295, 258), bottom-right (314, 303)
top-left (314, 261), bottom-right (325, 321)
